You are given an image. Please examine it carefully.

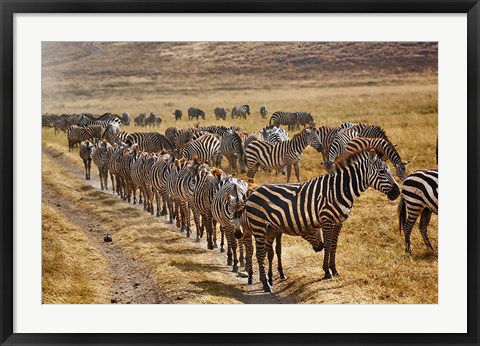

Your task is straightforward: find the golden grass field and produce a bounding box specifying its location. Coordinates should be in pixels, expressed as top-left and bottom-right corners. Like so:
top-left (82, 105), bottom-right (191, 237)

top-left (42, 42), bottom-right (438, 304)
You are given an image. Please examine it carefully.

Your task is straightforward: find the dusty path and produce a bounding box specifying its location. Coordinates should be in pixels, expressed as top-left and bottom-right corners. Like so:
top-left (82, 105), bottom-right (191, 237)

top-left (42, 145), bottom-right (285, 304)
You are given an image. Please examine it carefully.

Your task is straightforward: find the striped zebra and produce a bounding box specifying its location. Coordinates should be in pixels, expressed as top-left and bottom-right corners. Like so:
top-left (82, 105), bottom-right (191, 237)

top-left (324, 127), bottom-right (359, 171)
top-left (146, 112), bottom-right (161, 127)
top-left (91, 139), bottom-right (112, 191)
top-left (190, 167), bottom-right (227, 249)
top-left (234, 146), bottom-right (400, 292)
top-left (214, 107), bottom-right (227, 120)
top-left (102, 125), bottom-right (129, 146)
top-left (398, 169), bottom-right (438, 254)
top-left (118, 144), bottom-right (140, 204)
top-left (245, 128), bottom-right (322, 183)
top-left (295, 112), bottom-right (315, 127)
top-left (218, 130), bottom-right (245, 173)
top-left (181, 133), bottom-right (220, 166)
top-left (164, 127), bottom-right (180, 151)
top-left (188, 107), bottom-right (205, 120)
top-left (231, 105), bottom-right (250, 119)
top-left (269, 111), bottom-right (299, 131)
top-left (131, 151), bottom-right (158, 214)
top-left (260, 106), bottom-right (268, 119)
top-left (345, 137), bottom-right (409, 181)
top-left (79, 140), bottom-right (94, 180)
top-left (125, 132), bottom-right (174, 153)
top-left (313, 125), bottom-right (341, 162)
top-left (107, 143), bottom-right (129, 199)
top-left (149, 152), bottom-right (176, 219)
top-left (212, 177), bottom-right (250, 272)
top-left (67, 125), bottom-right (94, 151)
top-left (261, 125), bottom-right (289, 175)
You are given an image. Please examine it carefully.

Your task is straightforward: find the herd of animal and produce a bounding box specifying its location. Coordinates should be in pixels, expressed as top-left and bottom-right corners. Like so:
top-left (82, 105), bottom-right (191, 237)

top-left (42, 109), bottom-right (438, 293)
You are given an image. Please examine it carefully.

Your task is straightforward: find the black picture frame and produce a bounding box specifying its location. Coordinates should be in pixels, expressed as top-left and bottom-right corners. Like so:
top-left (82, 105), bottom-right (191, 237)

top-left (1, 1), bottom-right (479, 345)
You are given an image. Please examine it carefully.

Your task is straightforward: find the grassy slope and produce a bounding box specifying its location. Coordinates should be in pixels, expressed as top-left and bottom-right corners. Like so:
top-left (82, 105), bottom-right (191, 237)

top-left (42, 42), bottom-right (438, 304)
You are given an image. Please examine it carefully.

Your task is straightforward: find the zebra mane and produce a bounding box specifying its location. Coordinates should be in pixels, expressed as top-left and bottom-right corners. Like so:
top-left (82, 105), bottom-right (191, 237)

top-left (210, 167), bottom-right (224, 178)
top-left (333, 147), bottom-right (386, 169)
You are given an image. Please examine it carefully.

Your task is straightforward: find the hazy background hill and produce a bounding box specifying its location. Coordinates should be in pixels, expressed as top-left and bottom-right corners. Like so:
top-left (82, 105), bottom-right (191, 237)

top-left (41, 42), bottom-right (437, 113)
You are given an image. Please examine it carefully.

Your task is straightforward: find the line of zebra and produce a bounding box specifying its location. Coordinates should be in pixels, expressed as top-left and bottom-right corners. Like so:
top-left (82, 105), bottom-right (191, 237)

top-left (66, 120), bottom-right (436, 294)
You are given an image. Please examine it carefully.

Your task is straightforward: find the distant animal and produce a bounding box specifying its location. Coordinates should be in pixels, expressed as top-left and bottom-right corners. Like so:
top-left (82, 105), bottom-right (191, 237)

top-left (260, 106), bottom-right (268, 119)
top-left (79, 140), bottom-right (94, 180)
top-left (188, 107), bottom-right (205, 120)
top-left (121, 112), bottom-right (131, 126)
top-left (231, 105), bottom-right (250, 119)
top-left (134, 113), bottom-right (147, 127)
top-left (173, 109), bottom-right (183, 121)
top-left (147, 112), bottom-right (161, 127)
top-left (269, 111), bottom-right (299, 131)
top-left (214, 107), bottom-right (227, 120)
top-left (398, 169), bottom-right (438, 254)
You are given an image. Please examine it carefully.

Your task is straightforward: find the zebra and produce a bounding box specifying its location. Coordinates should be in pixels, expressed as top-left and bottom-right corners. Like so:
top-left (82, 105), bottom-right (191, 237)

top-left (269, 111), bottom-right (299, 131)
top-left (67, 125), bottom-right (95, 151)
top-left (102, 124), bottom-right (129, 146)
top-left (295, 112), bottom-right (315, 127)
top-left (345, 137), bottom-right (409, 181)
top-left (181, 133), bottom-right (220, 166)
top-left (131, 151), bottom-right (158, 214)
top-left (260, 106), bottom-right (268, 119)
top-left (134, 113), bottom-right (147, 127)
top-left (245, 128), bottom-right (322, 183)
top-left (118, 144), bottom-right (141, 204)
top-left (125, 132), bottom-right (174, 153)
top-left (79, 140), bottom-right (94, 180)
top-left (234, 146), bottom-right (400, 292)
top-left (149, 152), bottom-right (176, 219)
top-left (146, 112), bottom-right (161, 127)
top-left (398, 169), bottom-right (438, 254)
top-left (324, 127), bottom-right (359, 171)
top-left (197, 125), bottom-right (231, 137)
top-left (188, 107), bottom-right (205, 120)
top-left (190, 167), bottom-right (227, 249)
top-left (313, 125), bottom-right (341, 162)
top-left (217, 130), bottom-right (245, 173)
top-left (121, 112), bottom-right (131, 126)
top-left (91, 139), bottom-right (112, 191)
top-left (212, 177), bottom-right (250, 272)
top-left (231, 105), bottom-right (250, 119)
top-left (164, 127), bottom-right (180, 151)
top-left (173, 109), bottom-right (182, 121)
top-left (107, 143), bottom-right (129, 198)
top-left (260, 125), bottom-right (289, 175)
top-left (214, 107), bottom-right (227, 120)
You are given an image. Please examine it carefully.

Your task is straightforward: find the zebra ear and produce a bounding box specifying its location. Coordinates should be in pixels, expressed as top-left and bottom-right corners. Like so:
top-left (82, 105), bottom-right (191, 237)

top-left (403, 160), bottom-right (410, 165)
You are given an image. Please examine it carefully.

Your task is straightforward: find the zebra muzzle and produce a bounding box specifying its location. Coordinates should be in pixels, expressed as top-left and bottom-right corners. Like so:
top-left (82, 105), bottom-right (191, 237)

top-left (387, 185), bottom-right (400, 200)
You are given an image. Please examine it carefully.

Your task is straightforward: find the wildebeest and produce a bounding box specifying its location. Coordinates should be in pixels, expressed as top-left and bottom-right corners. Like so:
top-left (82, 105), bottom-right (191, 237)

top-left (214, 107), bottom-right (227, 120)
top-left (188, 107), bottom-right (206, 120)
top-left (173, 109), bottom-right (183, 121)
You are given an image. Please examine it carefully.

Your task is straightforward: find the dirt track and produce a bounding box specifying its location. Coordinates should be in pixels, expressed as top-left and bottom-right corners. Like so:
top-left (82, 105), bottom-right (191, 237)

top-left (42, 145), bottom-right (285, 304)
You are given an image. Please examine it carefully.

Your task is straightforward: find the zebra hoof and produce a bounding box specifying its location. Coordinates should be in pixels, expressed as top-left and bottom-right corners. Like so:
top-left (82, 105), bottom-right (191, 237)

top-left (240, 260), bottom-right (245, 267)
top-left (280, 274), bottom-right (287, 280)
top-left (263, 283), bottom-right (273, 293)
top-left (248, 278), bottom-right (253, 285)
top-left (227, 259), bottom-right (232, 266)
top-left (220, 248), bottom-right (225, 253)
top-left (324, 273), bottom-right (333, 280)
top-left (213, 243), bottom-right (218, 249)
top-left (207, 243), bottom-right (214, 250)
top-left (195, 238), bottom-right (200, 243)
top-left (232, 265), bottom-right (239, 273)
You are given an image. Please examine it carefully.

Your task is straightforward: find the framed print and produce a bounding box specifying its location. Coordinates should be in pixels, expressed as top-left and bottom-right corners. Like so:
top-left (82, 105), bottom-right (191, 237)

top-left (1, 1), bottom-right (479, 345)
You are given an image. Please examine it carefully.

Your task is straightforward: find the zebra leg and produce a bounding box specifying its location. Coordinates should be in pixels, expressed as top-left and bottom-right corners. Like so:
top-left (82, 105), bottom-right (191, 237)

top-left (192, 207), bottom-right (201, 242)
top-left (404, 215), bottom-right (418, 254)
top-left (255, 236), bottom-right (272, 293)
top-left (224, 226), bottom-right (233, 265)
top-left (230, 230), bottom-right (239, 273)
top-left (98, 168), bottom-right (104, 190)
top-left (244, 233), bottom-right (254, 284)
top-left (154, 190), bottom-right (161, 217)
top-left (328, 224), bottom-right (343, 277)
top-left (87, 159), bottom-right (91, 180)
top-left (239, 238), bottom-right (245, 267)
top-left (275, 233), bottom-right (287, 280)
top-left (181, 202), bottom-right (191, 237)
top-left (322, 222), bottom-right (333, 279)
top-left (166, 195), bottom-right (174, 223)
top-left (219, 222), bottom-right (225, 252)
top-left (205, 214), bottom-right (215, 250)
top-left (294, 161), bottom-right (300, 183)
top-left (286, 164), bottom-right (292, 183)
top-left (267, 241), bottom-right (274, 286)
top-left (419, 208), bottom-right (435, 252)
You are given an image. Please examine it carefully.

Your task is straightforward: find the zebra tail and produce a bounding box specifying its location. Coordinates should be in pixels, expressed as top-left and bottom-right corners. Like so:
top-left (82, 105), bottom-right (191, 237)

top-left (398, 196), bottom-right (406, 234)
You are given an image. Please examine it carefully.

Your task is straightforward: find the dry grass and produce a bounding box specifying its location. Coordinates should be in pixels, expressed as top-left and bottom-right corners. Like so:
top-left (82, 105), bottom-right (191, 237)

top-left (41, 42), bottom-right (438, 304)
top-left (42, 202), bottom-right (111, 304)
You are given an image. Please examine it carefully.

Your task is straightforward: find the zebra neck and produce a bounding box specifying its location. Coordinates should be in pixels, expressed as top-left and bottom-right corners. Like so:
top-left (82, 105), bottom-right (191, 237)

top-left (333, 163), bottom-right (369, 207)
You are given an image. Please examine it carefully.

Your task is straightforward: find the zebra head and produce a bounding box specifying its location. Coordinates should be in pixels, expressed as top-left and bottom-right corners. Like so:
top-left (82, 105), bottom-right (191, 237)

top-left (304, 128), bottom-right (324, 153)
top-left (394, 161), bottom-right (409, 182)
top-left (366, 151), bottom-right (400, 201)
